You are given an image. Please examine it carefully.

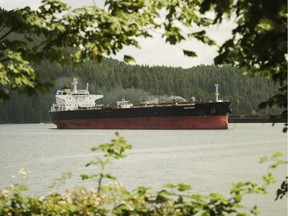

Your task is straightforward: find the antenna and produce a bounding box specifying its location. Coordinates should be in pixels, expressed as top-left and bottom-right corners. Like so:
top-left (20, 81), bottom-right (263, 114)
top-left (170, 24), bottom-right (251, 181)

top-left (72, 77), bottom-right (78, 93)
top-left (215, 84), bottom-right (219, 102)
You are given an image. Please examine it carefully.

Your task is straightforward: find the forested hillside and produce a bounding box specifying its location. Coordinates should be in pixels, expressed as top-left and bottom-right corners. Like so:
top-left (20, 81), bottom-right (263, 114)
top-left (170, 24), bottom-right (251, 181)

top-left (0, 58), bottom-right (278, 123)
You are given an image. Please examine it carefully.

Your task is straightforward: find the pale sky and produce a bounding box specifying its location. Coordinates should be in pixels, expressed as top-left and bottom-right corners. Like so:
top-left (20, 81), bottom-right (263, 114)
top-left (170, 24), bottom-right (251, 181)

top-left (0, 0), bottom-right (235, 68)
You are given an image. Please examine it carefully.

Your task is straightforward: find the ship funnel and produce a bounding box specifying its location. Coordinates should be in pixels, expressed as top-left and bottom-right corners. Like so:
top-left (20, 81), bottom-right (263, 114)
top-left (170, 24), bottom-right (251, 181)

top-left (215, 84), bottom-right (219, 102)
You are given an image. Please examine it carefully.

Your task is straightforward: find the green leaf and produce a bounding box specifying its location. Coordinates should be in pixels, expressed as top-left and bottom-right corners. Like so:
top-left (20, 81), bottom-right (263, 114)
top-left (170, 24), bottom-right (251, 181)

top-left (271, 152), bottom-right (282, 159)
top-left (137, 186), bottom-right (151, 194)
top-left (183, 49), bottom-right (197, 57)
top-left (105, 174), bottom-right (117, 180)
top-left (235, 194), bottom-right (242, 202)
top-left (91, 146), bottom-right (100, 151)
top-left (80, 174), bottom-right (90, 180)
top-left (262, 173), bottom-right (276, 185)
top-left (177, 183), bottom-right (191, 191)
top-left (124, 55), bottom-right (136, 63)
top-left (165, 183), bottom-right (176, 189)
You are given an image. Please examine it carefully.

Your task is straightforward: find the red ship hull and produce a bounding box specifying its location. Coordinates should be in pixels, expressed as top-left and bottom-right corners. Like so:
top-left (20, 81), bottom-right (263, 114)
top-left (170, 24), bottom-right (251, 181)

top-left (53, 115), bottom-right (228, 129)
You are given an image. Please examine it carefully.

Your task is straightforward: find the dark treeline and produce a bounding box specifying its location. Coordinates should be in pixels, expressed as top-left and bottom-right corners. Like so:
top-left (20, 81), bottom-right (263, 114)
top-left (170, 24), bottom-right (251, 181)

top-left (0, 58), bottom-right (278, 123)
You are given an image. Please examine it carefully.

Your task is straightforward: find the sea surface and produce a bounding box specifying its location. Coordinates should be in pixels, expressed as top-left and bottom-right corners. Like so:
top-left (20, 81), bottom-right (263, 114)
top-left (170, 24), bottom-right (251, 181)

top-left (0, 123), bottom-right (287, 215)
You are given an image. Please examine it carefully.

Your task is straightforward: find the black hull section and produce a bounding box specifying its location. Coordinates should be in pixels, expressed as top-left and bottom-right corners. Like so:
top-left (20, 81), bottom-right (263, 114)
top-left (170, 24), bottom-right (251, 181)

top-left (50, 102), bottom-right (231, 121)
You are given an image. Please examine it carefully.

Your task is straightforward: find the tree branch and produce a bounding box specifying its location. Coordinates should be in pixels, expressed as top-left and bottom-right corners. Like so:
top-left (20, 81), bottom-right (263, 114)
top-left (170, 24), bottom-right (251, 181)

top-left (0, 27), bottom-right (17, 41)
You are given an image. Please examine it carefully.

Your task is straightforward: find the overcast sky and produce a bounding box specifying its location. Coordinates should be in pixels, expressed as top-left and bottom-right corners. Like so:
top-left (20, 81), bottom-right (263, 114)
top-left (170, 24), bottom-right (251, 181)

top-left (0, 0), bottom-right (235, 68)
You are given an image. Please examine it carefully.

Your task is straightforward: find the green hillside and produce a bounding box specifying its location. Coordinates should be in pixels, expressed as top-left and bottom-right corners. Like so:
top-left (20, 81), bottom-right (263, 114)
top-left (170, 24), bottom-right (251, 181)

top-left (0, 58), bottom-right (278, 123)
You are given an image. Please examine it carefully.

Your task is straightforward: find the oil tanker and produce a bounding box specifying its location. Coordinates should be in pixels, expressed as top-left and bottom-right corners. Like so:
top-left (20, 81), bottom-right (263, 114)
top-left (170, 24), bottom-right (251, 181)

top-left (49, 78), bottom-right (232, 129)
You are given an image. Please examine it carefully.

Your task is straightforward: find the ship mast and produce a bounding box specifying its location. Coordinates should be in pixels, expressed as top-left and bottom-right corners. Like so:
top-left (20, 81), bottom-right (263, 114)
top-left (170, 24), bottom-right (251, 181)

top-left (215, 84), bottom-right (219, 102)
top-left (72, 77), bottom-right (78, 93)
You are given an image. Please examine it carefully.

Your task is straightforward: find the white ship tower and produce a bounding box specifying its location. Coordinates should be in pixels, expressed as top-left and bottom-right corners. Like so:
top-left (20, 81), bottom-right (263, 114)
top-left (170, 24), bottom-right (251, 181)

top-left (51, 77), bottom-right (103, 111)
top-left (215, 84), bottom-right (222, 102)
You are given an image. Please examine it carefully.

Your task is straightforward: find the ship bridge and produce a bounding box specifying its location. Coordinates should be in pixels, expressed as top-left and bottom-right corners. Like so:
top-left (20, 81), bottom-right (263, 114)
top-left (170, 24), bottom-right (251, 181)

top-left (51, 78), bottom-right (103, 111)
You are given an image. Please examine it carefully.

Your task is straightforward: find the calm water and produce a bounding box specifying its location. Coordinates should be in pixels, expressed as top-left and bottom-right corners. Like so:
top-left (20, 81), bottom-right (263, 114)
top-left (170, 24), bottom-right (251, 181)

top-left (0, 123), bottom-right (287, 215)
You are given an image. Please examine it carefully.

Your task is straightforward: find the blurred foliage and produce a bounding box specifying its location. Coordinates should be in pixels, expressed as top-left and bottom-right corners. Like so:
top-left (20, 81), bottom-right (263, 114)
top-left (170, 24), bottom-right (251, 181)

top-left (0, 133), bottom-right (282, 215)
top-left (260, 152), bottom-right (287, 201)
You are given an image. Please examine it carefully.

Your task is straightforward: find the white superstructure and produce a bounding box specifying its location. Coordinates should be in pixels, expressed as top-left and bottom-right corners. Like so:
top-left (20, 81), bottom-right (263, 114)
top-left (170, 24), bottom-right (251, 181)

top-left (50, 77), bottom-right (103, 111)
top-left (116, 98), bottom-right (133, 108)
